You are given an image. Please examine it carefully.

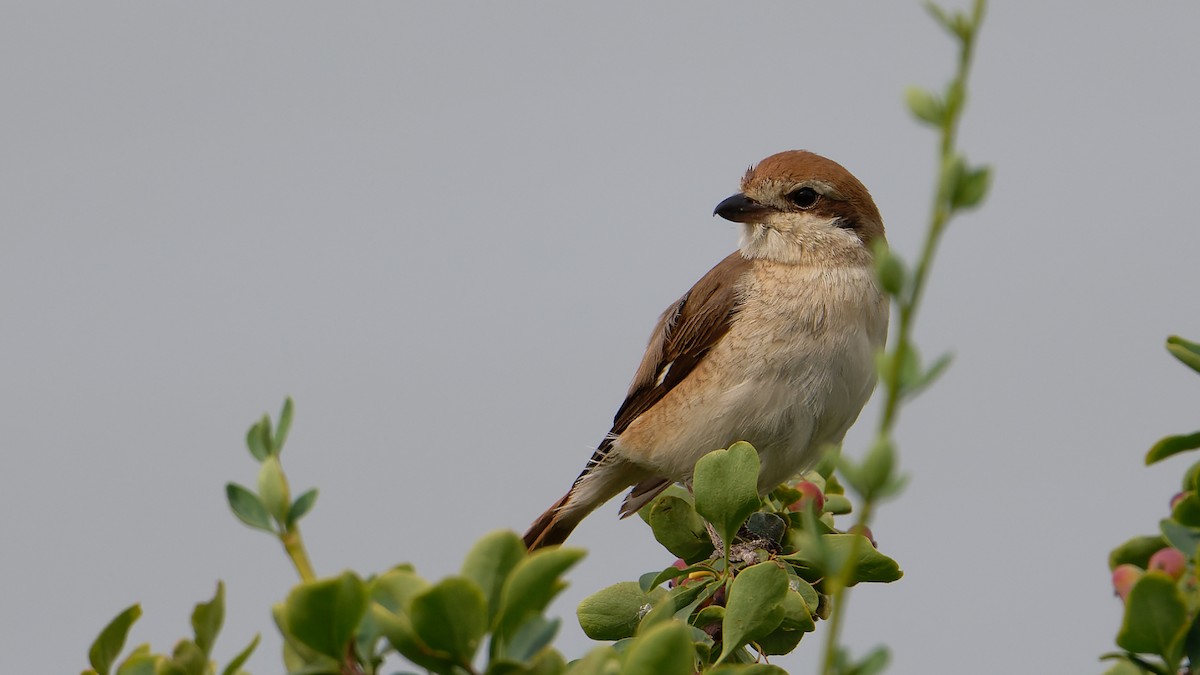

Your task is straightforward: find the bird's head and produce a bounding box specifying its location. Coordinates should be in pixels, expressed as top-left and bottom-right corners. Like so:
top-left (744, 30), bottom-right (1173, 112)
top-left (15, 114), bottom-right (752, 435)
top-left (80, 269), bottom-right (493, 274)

top-left (714, 150), bottom-right (884, 265)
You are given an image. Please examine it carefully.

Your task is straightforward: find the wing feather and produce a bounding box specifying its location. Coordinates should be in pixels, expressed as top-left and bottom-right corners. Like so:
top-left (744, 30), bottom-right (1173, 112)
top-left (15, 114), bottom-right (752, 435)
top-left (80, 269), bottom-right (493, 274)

top-left (571, 251), bottom-right (753, 512)
top-left (612, 251), bottom-right (752, 437)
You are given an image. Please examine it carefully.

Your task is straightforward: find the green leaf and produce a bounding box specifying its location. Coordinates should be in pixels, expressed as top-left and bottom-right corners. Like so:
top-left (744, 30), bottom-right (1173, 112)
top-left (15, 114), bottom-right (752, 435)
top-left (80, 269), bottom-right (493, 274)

top-left (114, 648), bottom-right (158, 675)
top-left (835, 532), bottom-right (905, 585)
top-left (693, 443), bottom-right (761, 557)
top-left (372, 604), bottom-right (451, 674)
top-left (274, 397), bottom-right (295, 454)
top-left (789, 575), bottom-right (820, 613)
top-left (279, 638), bottom-right (305, 674)
top-left (923, 1), bottom-right (956, 36)
top-left (668, 577), bottom-right (721, 621)
top-left (486, 642), bottom-right (566, 675)
top-left (719, 562), bottom-right (788, 662)
top-left (824, 494), bottom-right (852, 516)
top-left (776, 586), bottom-right (815, 633)
top-left (171, 638), bottom-right (211, 667)
top-left (841, 436), bottom-right (903, 501)
top-left (577, 582), bottom-right (656, 641)
top-left (923, 2), bottom-right (972, 41)
top-left (284, 571), bottom-right (369, 660)
top-left (1160, 520), bottom-right (1200, 556)
top-left (783, 534), bottom-right (903, 586)
top-left (860, 435), bottom-right (894, 496)
top-left (1098, 652), bottom-right (1171, 675)
top-left (564, 647), bottom-right (620, 675)
top-left (274, 602), bottom-right (341, 673)
top-left (494, 547), bottom-right (585, 642)
top-left (872, 244), bottom-right (908, 297)
top-left (876, 343), bottom-right (923, 397)
top-left (744, 512), bottom-right (787, 544)
top-left (191, 581), bottom-right (225, 657)
top-left (1186, 618), bottom-right (1200, 675)
top-left (370, 567), bottom-right (429, 613)
top-left (756, 586), bottom-right (816, 656)
top-left (500, 615), bottom-right (560, 664)
top-left (706, 666), bottom-right (788, 675)
top-left (225, 483), bottom-right (274, 533)
top-left (848, 646), bottom-right (891, 675)
top-left (639, 569), bottom-right (667, 592)
top-left (904, 86), bottom-right (943, 126)
top-left (903, 352), bottom-right (953, 400)
top-left (621, 621), bottom-right (695, 675)
top-left (158, 640), bottom-right (206, 675)
top-left (938, 154), bottom-right (967, 210)
top-left (287, 488), bottom-right (319, 527)
top-left (755, 627), bottom-right (805, 658)
top-left (526, 647), bottom-right (568, 675)
top-left (692, 604), bottom-right (724, 634)
top-left (1172, 492), bottom-right (1200, 528)
top-left (896, 344), bottom-right (922, 392)
top-left (410, 577), bottom-right (488, 666)
top-left (246, 416), bottom-right (271, 462)
top-left (89, 604), bottom-right (142, 675)
top-left (1167, 335), bottom-right (1200, 374)
top-left (362, 564), bottom-right (434, 658)
top-left (648, 496), bottom-right (714, 564)
top-left (1109, 535), bottom-right (1168, 570)
top-left (257, 456), bottom-right (290, 523)
top-left (646, 562), bottom-right (713, 592)
top-left (1099, 659), bottom-right (1152, 675)
top-left (637, 485), bottom-right (694, 524)
top-left (1147, 432), bottom-right (1200, 465)
top-left (943, 79), bottom-right (966, 120)
top-left (813, 451), bottom-right (838, 479)
top-left (460, 530), bottom-right (527, 626)
top-left (951, 165), bottom-right (991, 210)
top-left (220, 634), bottom-right (260, 675)
top-left (873, 351), bottom-right (894, 392)
top-left (1116, 573), bottom-right (1188, 666)
top-left (1186, 462), bottom-right (1200, 492)
top-left (634, 589), bottom-right (676, 635)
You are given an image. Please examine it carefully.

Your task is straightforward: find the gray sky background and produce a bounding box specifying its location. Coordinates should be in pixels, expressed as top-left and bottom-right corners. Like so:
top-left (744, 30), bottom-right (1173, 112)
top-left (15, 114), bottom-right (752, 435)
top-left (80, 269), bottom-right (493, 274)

top-left (5, 2), bottom-right (1200, 673)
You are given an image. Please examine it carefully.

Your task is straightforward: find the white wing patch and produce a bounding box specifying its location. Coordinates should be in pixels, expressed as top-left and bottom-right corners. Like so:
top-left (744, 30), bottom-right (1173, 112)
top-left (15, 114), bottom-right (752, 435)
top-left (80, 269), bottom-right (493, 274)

top-left (654, 360), bottom-right (674, 387)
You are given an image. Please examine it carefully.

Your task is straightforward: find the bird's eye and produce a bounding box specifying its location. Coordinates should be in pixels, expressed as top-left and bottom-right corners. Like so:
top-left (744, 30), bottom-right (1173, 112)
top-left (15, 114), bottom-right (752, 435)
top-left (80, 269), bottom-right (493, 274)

top-left (787, 187), bottom-right (820, 209)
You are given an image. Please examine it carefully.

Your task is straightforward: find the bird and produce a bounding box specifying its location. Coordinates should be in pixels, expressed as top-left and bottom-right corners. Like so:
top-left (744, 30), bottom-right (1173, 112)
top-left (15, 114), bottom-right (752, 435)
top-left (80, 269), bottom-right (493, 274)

top-left (523, 150), bottom-right (888, 550)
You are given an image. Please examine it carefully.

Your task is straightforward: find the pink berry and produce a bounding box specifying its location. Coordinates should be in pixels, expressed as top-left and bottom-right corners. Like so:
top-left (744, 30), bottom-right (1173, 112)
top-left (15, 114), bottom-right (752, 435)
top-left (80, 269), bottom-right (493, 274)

top-left (1149, 548), bottom-right (1187, 580)
top-left (1112, 564), bottom-right (1143, 601)
top-left (788, 481), bottom-right (825, 513)
top-left (668, 559), bottom-right (687, 587)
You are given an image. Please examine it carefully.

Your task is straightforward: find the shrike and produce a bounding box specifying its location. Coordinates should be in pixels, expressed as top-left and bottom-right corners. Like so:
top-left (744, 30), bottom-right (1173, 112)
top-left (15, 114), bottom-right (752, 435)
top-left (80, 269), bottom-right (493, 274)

top-left (523, 150), bottom-right (888, 550)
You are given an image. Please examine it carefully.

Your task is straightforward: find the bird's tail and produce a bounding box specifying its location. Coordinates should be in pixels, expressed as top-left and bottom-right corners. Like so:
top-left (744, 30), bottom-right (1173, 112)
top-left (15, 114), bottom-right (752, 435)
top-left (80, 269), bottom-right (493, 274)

top-left (523, 464), bottom-right (639, 550)
top-left (522, 490), bottom-right (584, 550)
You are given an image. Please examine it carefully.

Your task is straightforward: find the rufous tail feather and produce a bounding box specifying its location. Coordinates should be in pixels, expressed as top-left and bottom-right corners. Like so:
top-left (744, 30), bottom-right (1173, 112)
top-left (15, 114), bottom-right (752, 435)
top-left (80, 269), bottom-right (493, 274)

top-left (523, 491), bottom-right (583, 550)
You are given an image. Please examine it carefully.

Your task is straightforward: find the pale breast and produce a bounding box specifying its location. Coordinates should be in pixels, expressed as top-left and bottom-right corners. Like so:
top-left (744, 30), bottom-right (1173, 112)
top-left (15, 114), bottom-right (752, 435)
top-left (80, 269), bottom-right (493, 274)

top-left (723, 263), bottom-right (887, 484)
top-left (615, 261), bottom-right (887, 487)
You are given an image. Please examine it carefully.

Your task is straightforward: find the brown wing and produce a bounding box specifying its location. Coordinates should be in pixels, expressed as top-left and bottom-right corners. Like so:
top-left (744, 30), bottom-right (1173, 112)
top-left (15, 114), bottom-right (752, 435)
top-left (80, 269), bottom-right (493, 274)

top-left (577, 251), bottom-right (752, 478)
top-left (532, 251), bottom-right (753, 534)
top-left (611, 251), bottom-right (751, 434)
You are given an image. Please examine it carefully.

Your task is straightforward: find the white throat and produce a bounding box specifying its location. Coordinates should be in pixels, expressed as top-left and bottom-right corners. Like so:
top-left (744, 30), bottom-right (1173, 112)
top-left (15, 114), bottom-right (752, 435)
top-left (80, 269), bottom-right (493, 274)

top-left (738, 215), bottom-right (865, 266)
